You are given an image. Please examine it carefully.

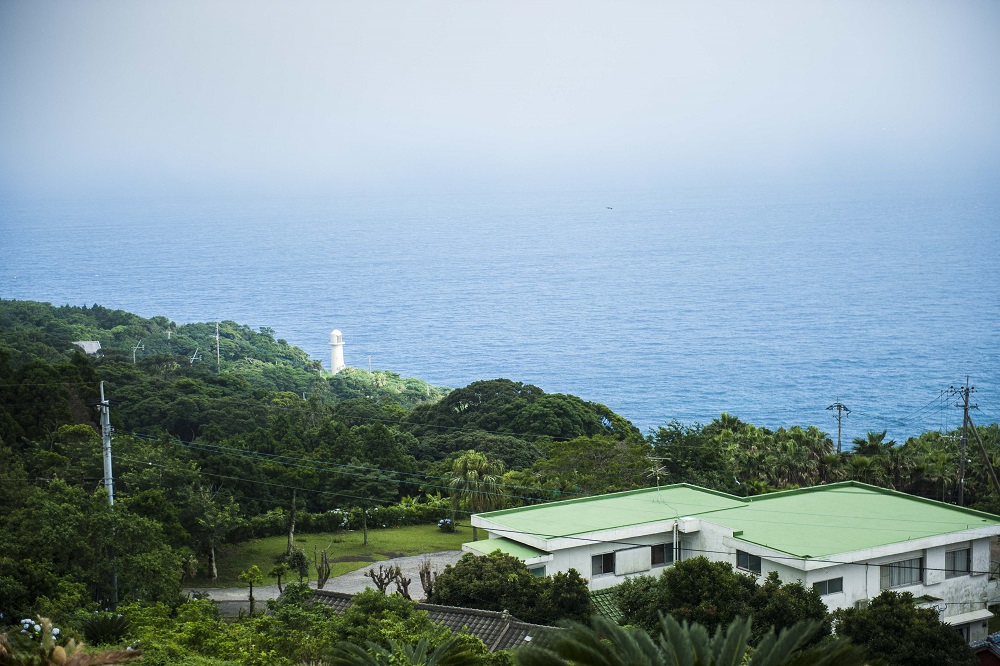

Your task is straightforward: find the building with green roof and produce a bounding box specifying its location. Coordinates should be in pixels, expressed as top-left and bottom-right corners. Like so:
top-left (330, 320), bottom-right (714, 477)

top-left (464, 481), bottom-right (1000, 643)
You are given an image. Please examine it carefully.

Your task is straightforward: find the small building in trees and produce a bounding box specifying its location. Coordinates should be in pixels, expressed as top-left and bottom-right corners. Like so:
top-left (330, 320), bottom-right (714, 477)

top-left (72, 340), bottom-right (102, 354)
top-left (466, 481), bottom-right (1000, 643)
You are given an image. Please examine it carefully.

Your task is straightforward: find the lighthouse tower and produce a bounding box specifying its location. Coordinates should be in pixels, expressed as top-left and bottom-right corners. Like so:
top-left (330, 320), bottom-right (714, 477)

top-left (330, 329), bottom-right (346, 374)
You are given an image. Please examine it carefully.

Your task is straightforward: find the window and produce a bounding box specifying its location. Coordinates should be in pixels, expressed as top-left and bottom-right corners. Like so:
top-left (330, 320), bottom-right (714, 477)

top-left (880, 557), bottom-right (923, 589)
top-left (946, 549), bottom-right (971, 578)
top-left (813, 577), bottom-right (844, 596)
top-left (592, 552), bottom-right (615, 577)
top-left (528, 566), bottom-right (546, 577)
top-left (651, 543), bottom-right (674, 567)
top-left (736, 550), bottom-right (761, 574)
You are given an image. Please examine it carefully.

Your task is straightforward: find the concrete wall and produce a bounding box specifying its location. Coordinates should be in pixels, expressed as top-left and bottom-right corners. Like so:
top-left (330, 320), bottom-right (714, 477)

top-left (549, 528), bottom-right (679, 591)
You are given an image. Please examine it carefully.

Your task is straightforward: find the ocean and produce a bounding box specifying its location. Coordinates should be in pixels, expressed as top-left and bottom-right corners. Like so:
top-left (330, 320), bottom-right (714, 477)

top-left (1, 181), bottom-right (998, 441)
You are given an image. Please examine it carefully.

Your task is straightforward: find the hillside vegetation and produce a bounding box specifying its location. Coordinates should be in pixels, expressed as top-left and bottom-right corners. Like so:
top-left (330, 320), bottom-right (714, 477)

top-left (0, 298), bottom-right (997, 642)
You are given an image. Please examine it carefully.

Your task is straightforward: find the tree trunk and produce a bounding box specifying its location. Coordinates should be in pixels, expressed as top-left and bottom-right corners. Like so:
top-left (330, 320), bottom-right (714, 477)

top-left (209, 545), bottom-right (218, 580)
top-left (287, 489), bottom-right (297, 555)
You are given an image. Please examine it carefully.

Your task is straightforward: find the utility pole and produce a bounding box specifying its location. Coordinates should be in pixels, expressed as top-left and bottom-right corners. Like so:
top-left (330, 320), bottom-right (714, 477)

top-left (216, 322), bottom-right (221, 373)
top-left (99, 382), bottom-right (118, 607)
top-left (131, 339), bottom-right (144, 365)
top-left (827, 402), bottom-right (850, 453)
top-left (100, 382), bottom-right (114, 506)
top-left (948, 378), bottom-right (976, 506)
top-left (969, 416), bottom-right (1000, 497)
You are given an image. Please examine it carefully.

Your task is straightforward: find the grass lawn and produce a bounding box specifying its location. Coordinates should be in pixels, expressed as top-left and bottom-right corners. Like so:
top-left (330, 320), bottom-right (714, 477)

top-left (191, 523), bottom-right (476, 587)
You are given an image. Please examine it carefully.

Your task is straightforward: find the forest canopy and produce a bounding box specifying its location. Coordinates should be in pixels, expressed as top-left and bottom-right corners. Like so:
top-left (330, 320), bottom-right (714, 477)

top-left (0, 299), bottom-right (997, 635)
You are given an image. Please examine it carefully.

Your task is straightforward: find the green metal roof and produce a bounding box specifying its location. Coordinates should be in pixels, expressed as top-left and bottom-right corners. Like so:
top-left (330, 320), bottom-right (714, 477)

top-left (476, 482), bottom-right (1000, 559)
top-left (464, 537), bottom-right (550, 560)
top-left (477, 484), bottom-right (746, 538)
top-left (706, 483), bottom-right (1000, 558)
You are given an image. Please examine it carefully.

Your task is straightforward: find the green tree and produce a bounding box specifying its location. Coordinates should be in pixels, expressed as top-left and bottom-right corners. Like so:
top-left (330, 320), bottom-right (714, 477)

top-left (288, 548), bottom-right (310, 583)
top-left (238, 565), bottom-right (263, 615)
top-left (186, 486), bottom-right (242, 580)
top-left (449, 451), bottom-right (506, 539)
top-left (533, 435), bottom-right (651, 495)
top-left (833, 590), bottom-right (976, 666)
top-left (750, 572), bottom-right (830, 645)
top-left (615, 562), bottom-right (830, 646)
top-left (658, 557), bottom-right (757, 633)
top-left (428, 552), bottom-right (589, 626)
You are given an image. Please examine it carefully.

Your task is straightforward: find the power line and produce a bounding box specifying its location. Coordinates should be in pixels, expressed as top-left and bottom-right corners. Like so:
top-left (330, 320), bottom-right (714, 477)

top-left (107, 437), bottom-right (1000, 532)
top-left (124, 431), bottom-right (571, 503)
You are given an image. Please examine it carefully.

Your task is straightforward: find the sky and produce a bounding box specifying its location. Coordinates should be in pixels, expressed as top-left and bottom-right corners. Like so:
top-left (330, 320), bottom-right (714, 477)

top-left (1, 0), bottom-right (999, 198)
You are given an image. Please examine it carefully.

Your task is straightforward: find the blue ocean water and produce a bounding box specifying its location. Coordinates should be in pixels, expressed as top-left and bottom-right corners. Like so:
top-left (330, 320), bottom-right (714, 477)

top-left (1, 182), bottom-right (998, 441)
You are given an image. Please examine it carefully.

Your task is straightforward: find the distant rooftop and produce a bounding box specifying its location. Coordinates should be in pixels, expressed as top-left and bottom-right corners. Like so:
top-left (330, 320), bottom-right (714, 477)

top-left (72, 340), bottom-right (101, 354)
top-left (475, 482), bottom-right (1000, 558)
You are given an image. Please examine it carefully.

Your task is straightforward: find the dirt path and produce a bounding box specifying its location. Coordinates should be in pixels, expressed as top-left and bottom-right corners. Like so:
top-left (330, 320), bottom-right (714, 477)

top-left (184, 550), bottom-right (464, 607)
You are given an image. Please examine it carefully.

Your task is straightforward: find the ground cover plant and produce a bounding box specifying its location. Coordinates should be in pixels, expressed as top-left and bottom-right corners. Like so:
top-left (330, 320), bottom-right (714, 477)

top-left (197, 524), bottom-right (474, 587)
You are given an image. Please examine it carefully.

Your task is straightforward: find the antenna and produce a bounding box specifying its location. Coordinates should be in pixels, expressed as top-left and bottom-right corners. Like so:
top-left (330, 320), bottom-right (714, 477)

top-left (131, 339), bottom-right (145, 364)
top-left (646, 456), bottom-right (670, 495)
top-left (646, 464), bottom-right (667, 492)
top-left (189, 346), bottom-right (203, 364)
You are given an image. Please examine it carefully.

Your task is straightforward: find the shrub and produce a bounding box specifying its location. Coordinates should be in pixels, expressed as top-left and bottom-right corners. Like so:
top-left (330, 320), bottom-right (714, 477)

top-left (82, 611), bottom-right (131, 646)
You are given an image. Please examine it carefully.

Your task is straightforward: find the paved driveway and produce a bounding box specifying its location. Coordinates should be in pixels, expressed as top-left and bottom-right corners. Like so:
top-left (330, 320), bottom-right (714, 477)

top-left (184, 550), bottom-right (465, 613)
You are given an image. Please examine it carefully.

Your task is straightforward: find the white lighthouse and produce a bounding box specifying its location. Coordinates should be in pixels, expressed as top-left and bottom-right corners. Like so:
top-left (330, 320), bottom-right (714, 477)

top-left (330, 329), bottom-right (346, 374)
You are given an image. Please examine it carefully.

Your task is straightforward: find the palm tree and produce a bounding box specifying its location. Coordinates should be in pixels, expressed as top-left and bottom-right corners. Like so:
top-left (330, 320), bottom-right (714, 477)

top-left (851, 431), bottom-right (910, 489)
top-left (851, 430), bottom-right (895, 456)
top-left (515, 615), bottom-right (865, 666)
top-left (922, 451), bottom-right (956, 502)
top-left (449, 450), bottom-right (505, 540)
top-left (846, 455), bottom-right (886, 486)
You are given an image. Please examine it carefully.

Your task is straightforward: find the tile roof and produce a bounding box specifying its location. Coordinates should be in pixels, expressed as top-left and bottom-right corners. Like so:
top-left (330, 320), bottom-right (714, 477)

top-left (589, 588), bottom-right (622, 624)
top-left (309, 590), bottom-right (552, 651)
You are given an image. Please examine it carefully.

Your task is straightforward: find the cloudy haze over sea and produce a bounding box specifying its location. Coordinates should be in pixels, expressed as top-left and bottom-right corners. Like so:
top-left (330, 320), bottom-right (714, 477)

top-left (1, 1), bottom-right (998, 439)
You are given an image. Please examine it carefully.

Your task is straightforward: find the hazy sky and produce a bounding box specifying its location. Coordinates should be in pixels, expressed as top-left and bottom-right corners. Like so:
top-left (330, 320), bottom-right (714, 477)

top-left (2, 0), bottom-right (998, 197)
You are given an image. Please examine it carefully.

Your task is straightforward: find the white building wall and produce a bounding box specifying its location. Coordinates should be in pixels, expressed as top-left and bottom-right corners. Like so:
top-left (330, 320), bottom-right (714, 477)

top-left (550, 529), bottom-right (679, 591)
top-left (481, 511), bottom-right (1000, 643)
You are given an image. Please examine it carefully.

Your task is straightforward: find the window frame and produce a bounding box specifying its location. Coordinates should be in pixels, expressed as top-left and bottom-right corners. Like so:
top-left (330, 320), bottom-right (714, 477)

top-left (736, 550), bottom-right (762, 574)
top-left (812, 577), bottom-right (844, 596)
top-left (591, 552), bottom-right (615, 577)
top-left (651, 543), bottom-right (674, 568)
top-left (880, 556), bottom-right (924, 590)
top-left (945, 548), bottom-right (971, 579)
